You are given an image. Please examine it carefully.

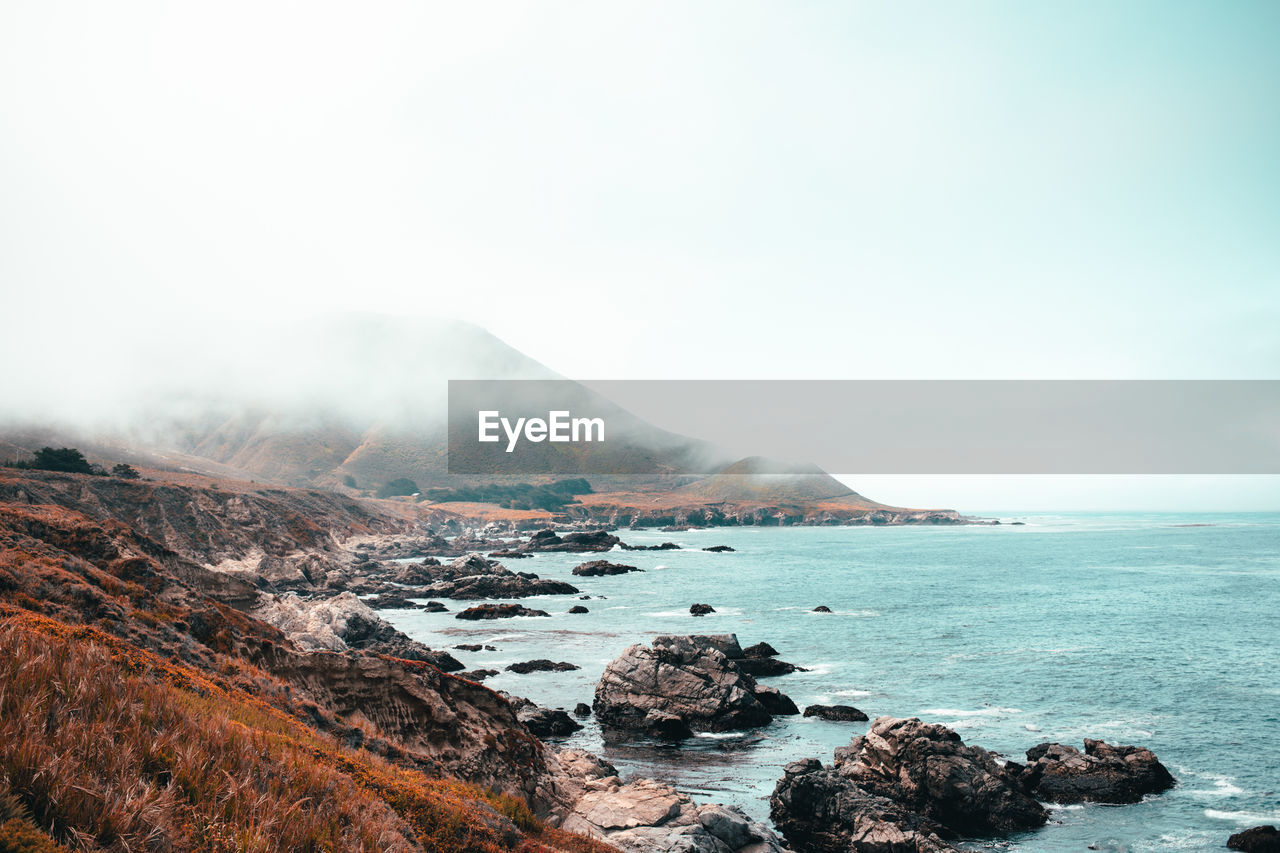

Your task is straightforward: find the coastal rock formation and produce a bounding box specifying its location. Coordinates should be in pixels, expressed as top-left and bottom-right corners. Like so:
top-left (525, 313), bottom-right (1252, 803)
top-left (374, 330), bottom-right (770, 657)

top-left (594, 634), bottom-right (791, 735)
top-left (254, 591), bottom-right (463, 670)
top-left (689, 603), bottom-right (715, 616)
top-left (568, 605), bottom-right (589, 614)
top-left (1012, 739), bottom-right (1176, 804)
top-left (771, 759), bottom-right (955, 853)
top-left (834, 717), bottom-right (1047, 835)
top-left (415, 553), bottom-right (580, 599)
top-left (561, 776), bottom-right (788, 853)
top-left (619, 542), bottom-right (680, 551)
top-left (572, 560), bottom-right (642, 576)
top-left (803, 704), bottom-right (869, 722)
top-left (703, 545), bottom-right (735, 552)
top-left (505, 659), bottom-right (581, 674)
top-left (1229, 826), bottom-right (1280, 852)
top-left (812, 605), bottom-right (832, 613)
top-left (503, 696), bottom-right (585, 738)
top-left (455, 603), bottom-right (550, 620)
top-left (523, 528), bottom-right (621, 553)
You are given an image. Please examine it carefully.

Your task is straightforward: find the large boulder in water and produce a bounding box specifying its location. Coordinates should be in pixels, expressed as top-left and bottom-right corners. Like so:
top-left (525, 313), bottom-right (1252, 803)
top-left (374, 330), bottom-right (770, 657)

top-left (1229, 826), bottom-right (1280, 852)
top-left (523, 528), bottom-right (620, 553)
top-left (770, 759), bottom-right (956, 853)
top-left (834, 717), bottom-right (1047, 836)
top-left (1012, 739), bottom-right (1175, 804)
top-left (593, 634), bottom-right (790, 735)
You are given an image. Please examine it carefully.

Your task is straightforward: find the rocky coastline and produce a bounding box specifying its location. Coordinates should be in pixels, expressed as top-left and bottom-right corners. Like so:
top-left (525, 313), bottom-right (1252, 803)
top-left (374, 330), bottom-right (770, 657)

top-left (0, 469), bottom-right (1197, 853)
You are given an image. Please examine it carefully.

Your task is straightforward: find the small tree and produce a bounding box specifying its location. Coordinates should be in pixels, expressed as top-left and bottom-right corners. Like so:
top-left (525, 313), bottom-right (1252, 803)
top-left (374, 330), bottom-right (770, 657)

top-left (31, 447), bottom-right (93, 474)
top-left (342, 474), bottom-right (358, 488)
top-left (111, 463), bottom-right (141, 480)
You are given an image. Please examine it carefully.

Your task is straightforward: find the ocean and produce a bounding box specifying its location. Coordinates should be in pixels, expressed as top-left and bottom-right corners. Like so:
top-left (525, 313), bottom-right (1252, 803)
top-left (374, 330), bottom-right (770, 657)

top-left (383, 513), bottom-right (1280, 851)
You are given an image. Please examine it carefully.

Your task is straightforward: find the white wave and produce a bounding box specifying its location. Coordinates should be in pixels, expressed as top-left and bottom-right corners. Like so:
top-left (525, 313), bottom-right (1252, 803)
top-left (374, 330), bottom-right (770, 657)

top-left (1023, 724), bottom-right (1041, 732)
top-left (1206, 808), bottom-right (1280, 823)
top-left (918, 706), bottom-right (1021, 717)
top-left (1186, 774), bottom-right (1245, 798)
top-left (832, 688), bottom-right (872, 698)
top-left (694, 731), bottom-right (745, 740)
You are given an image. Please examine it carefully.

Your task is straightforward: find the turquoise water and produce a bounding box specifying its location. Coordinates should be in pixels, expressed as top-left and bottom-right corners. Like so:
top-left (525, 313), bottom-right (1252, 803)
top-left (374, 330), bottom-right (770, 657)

top-left (384, 513), bottom-right (1280, 851)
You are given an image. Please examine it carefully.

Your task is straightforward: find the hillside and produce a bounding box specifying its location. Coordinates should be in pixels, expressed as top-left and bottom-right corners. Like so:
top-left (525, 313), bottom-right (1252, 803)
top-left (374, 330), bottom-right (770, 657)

top-left (0, 468), bottom-right (617, 852)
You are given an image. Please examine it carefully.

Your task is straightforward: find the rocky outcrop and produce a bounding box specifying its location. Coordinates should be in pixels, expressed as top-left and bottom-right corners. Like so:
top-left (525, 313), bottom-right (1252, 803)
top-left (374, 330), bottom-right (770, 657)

top-left (503, 695), bottom-right (585, 738)
top-left (833, 717), bottom-right (1047, 836)
top-left (703, 545), bottom-right (735, 552)
top-left (265, 650), bottom-right (549, 805)
top-left (568, 605), bottom-right (589, 614)
top-left (413, 553), bottom-right (580, 599)
top-left (803, 704), bottom-right (868, 722)
top-left (523, 528), bottom-right (621, 553)
top-left (505, 659), bottom-right (580, 674)
top-left (812, 606), bottom-right (832, 613)
top-left (1011, 739), bottom-right (1175, 804)
top-left (456, 603), bottom-right (550, 620)
top-left (689, 603), bottom-right (715, 616)
top-left (572, 560), bottom-right (641, 577)
top-left (1229, 826), bottom-right (1280, 852)
top-left (254, 591), bottom-right (463, 670)
top-left (736, 641), bottom-right (803, 677)
top-left (771, 759), bottom-right (955, 853)
top-left (593, 634), bottom-right (793, 736)
top-left (618, 542), bottom-right (680, 551)
top-left (561, 776), bottom-right (788, 853)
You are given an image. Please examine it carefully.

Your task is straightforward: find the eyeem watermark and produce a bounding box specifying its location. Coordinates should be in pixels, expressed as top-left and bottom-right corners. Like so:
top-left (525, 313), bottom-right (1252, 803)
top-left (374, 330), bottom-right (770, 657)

top-left (478, 410), bottom-right (605, 452)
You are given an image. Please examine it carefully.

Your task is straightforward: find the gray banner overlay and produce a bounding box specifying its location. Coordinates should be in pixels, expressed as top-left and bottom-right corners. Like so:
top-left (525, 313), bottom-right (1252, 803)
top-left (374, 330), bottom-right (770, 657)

top-left (448, 380), bottom-right (1280, 475)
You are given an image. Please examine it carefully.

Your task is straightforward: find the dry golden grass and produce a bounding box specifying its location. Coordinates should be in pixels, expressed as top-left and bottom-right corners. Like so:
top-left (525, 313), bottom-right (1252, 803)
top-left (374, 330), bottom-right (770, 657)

top-left (0, 611), bottom-right (614, 853)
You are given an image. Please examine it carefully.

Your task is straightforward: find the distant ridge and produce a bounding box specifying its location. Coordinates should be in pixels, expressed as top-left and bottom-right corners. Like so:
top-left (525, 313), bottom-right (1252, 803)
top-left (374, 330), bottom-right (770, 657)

top-left (670, 456), bottom-right (877, 506)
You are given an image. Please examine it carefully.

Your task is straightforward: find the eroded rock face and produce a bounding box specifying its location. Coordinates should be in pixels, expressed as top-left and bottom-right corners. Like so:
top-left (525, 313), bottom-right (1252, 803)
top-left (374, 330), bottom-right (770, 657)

top-left (833, 717), bottom-right (1047, 836)
top-left (1013, 739), bottom-right (1175, 804)
top-left (266, 650), bottom-right (549, 806)
top-left (417, 553), bottom-right (579, 599)
top-left (771, 759), bottom-right (955, 853)
top-left (254, 591), bottom-right (462, 670)
top-left (561, 776), bottom-right (789, 853)
top-left (1229, 825), bottom-right (1280, 852)
top-left (594, 635), bottom-right (790, 735)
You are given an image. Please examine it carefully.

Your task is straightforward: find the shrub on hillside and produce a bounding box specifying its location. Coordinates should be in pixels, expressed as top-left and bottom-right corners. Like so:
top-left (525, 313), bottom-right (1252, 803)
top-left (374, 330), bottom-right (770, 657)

top-left (376, 477), bottom-right (419, 498)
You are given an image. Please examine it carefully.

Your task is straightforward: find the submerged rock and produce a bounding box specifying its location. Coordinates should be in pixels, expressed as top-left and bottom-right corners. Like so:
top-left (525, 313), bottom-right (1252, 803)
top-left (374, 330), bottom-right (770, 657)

top-left (572, 560), bottom-right (642, 577)
top-left (703, 545), bottom-right (736, 552)
top-left (1013, 739), bottom-right (1175, 804)
top-left (803, 704), bottom-right (868, 722)
top-left (1229, 826), bottom-right (1280, 852)
top-left (619, 541), bottom-right (680, 551)
top-left (568, 605), bottom-right (589, 614)
top-left (455, 603), bottom-right (550, 620)
top-left (689, 603), bottom-right (715, 616)
top-left (812, 605), bottom-right (832, 613)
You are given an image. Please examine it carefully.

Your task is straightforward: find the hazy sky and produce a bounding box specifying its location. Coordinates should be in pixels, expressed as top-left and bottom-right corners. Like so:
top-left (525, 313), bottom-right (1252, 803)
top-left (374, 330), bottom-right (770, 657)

top-left (2, 2), bottom-right (1277, 508)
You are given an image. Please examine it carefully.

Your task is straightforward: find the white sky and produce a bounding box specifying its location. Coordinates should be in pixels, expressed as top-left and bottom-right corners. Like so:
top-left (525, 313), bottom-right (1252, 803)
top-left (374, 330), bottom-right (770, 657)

top-left (2, 2), bottom-right (1277, 509)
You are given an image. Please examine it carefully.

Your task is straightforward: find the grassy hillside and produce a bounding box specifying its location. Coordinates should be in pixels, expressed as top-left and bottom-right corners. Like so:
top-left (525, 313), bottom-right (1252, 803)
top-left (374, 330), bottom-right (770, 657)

top-left (0, 610), bottom-right (610, 853)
